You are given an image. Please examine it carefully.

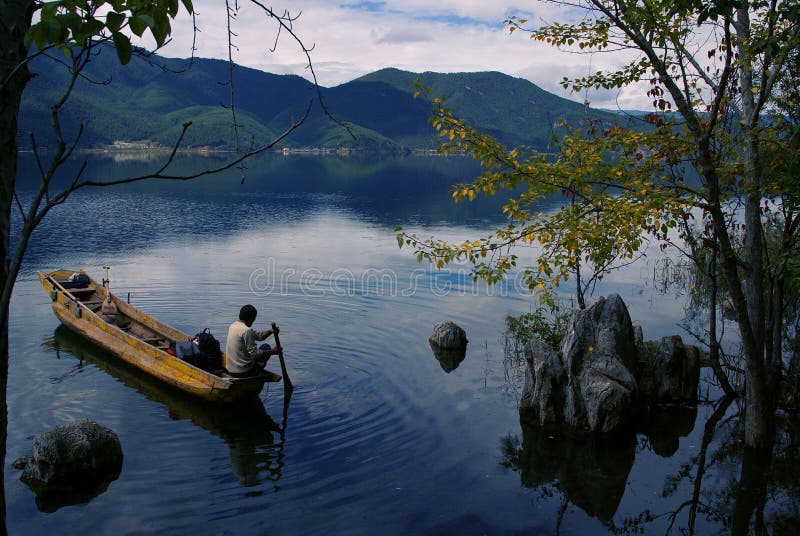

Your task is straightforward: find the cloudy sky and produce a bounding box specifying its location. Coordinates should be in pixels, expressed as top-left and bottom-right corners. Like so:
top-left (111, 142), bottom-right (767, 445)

top-left (158, 0), bottom-right (648, 110)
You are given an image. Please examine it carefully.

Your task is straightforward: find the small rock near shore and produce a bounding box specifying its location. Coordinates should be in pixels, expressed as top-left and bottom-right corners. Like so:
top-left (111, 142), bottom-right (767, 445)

top-left (429, 321), bottom-right (468, 350)
top-left (14, 419), bottom-right (123, 511)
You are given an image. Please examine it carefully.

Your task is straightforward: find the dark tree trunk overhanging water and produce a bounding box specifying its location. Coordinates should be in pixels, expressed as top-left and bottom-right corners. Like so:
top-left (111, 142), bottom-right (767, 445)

top-left (0, 1), bottom-right (35, 530)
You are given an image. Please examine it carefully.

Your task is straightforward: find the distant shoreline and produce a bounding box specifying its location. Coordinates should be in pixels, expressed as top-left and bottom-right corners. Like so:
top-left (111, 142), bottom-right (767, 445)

top-left (17, 146), bottom-right (454, 157)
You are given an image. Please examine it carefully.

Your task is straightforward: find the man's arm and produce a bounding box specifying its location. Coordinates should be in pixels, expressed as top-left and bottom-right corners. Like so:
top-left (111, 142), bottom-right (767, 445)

top-left (254, 328), bottom-right (272, 341)
top-left (254, 324), bottom-right (279, 341)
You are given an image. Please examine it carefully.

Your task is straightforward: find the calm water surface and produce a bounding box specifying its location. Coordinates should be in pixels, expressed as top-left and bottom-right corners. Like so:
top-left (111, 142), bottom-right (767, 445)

top-left (6, 154), bottom-right (795, 534)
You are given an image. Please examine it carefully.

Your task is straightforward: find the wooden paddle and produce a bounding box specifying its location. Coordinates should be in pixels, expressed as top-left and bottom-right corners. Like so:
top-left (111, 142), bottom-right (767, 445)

top-left (271, 322), bottom-right (293, 392)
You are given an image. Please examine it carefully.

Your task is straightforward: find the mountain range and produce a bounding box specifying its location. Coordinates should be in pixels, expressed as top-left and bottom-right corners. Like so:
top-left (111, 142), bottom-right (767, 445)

top-left (19, 47), bottom-right (613, 153)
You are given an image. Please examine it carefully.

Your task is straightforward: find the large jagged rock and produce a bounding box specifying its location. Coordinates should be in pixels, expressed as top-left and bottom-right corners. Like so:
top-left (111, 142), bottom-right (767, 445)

top-left (521, 294), bottom-right (639, 434)
top-left (560, 294), bottom-right (638, 433)
top-left (576, 355), bottom-right (638, 433)
top-left (520, 294), bottom-right (705, 435)
top-left (640, 335), bottom-right (700, 404)
top-left (14, 419), bottom-right (123, 512)
top-left (520, 338), bottom-right (564, 425)
top-left (561, 294), bottom-right (639, 373)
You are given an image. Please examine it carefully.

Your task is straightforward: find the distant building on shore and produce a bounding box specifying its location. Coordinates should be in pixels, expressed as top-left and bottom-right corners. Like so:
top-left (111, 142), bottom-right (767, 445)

top-left (111, 140), bottom-right (155, 150)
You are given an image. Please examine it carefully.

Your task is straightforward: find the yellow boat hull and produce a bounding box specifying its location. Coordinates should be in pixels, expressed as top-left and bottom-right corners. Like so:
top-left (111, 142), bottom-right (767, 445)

top-left (38, 269), bottom-right (279, 404)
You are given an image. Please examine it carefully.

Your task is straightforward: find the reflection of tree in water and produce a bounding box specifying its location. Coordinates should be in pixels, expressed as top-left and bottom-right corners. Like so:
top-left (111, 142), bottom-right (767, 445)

top-left (500, 395), bottom-right (800, 534)
top-left (44, 326), bottom-right (290, 490)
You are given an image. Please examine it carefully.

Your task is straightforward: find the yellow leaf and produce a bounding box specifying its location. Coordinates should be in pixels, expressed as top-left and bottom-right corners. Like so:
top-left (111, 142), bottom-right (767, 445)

top-left (751, 87), bottom-right (758, 94)
top-left (436, 259), bottom-right (445, 269)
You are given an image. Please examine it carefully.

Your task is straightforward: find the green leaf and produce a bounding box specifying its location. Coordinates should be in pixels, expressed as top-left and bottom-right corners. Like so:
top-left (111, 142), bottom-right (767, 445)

top-left (106, 11), bottom-right (125, 32)
top-left (40, 19), bottom-right (65, 45)
top-left (151, 10), bottom-right (171, 46)
top-left (77, 17), bottom-right (105, 41)
top-left (23, 26), bottom-right (37, 48)
top-left (112, 31), bottom-right (132, 64)
top-left (57, 12), bottom-right (82, 35)
top-left (180, 0), bottom-right (194, 14)
top-left (129, 14), bottom-right (153, 37)
top-left (41, 1), bottom-right (60, 20)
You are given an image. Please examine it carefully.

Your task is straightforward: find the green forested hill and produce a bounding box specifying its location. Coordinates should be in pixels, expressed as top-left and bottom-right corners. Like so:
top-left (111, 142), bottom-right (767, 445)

top-left (19, 49), bottom-right (612, 152)
top-left (353, 68), bottom-right (605, 149)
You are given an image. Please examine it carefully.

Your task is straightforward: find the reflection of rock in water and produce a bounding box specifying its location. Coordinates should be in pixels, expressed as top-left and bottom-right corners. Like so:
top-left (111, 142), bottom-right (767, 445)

top-left (14, 419), bottom-right (123, 513)
top-left (429, 342), bottom-right (467, 373)
top-left (429, 321), bottom-right (468, 373)
top-left (502, 423), bottom-right (636, 523)
top-left (45, 326), bottom-right (288, 488)
top-left (642, 405), bottom-right (698, 457)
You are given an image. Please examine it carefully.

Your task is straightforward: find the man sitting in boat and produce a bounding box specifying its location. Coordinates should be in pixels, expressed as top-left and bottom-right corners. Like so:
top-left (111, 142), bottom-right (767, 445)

top-left (226, 304), bottom-right (282, 378)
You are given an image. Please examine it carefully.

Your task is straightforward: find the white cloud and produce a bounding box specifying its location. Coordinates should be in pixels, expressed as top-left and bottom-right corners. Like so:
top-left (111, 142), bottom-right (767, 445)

top-left (371, 26), bottom-right (433, 44)
top-left (155, 0), bottom-right (654, 109)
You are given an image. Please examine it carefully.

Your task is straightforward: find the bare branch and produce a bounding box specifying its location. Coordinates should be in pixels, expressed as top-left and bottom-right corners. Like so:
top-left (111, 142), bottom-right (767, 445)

top-left (64, 99), bottom-right (312, 191)
top-left (248, 0), bottom-right (355, 139)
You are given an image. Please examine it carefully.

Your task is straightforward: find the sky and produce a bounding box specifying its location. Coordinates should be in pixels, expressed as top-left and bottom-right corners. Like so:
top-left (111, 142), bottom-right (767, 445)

top-left (157, 0), bottom-right (649, 110)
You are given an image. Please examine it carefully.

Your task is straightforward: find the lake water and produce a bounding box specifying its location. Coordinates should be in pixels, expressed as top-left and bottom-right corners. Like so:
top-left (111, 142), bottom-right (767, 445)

top-left (6, 153), bottom-right (796, 534)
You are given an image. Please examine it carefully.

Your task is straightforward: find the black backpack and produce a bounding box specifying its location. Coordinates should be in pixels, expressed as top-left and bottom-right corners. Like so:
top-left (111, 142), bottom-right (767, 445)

top-left (194, 328), bottom-right (222, 371)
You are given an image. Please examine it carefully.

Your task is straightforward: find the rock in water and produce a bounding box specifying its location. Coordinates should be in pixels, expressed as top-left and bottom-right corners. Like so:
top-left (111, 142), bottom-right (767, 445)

top-left (520, 294), bottom-right (638, 434)
top-left (560, 294), bottom-right (638, 433)
top-left (520, 338), bottom-right (565, 425)
top-left (650, 335), bottom-right (700, 403)
top-left (14, 419), bottom-right (123, 512)
top-left (429, 321), bottom-right (468, 350)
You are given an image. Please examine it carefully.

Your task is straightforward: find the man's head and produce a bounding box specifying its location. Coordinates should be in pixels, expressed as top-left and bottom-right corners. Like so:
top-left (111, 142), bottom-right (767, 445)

top-left (239, 304), bottom-right (258, 326)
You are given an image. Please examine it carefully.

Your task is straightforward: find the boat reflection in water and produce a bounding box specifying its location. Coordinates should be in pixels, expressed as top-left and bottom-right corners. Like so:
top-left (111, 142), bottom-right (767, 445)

top-left (44, 326), bottom-right (289, 491)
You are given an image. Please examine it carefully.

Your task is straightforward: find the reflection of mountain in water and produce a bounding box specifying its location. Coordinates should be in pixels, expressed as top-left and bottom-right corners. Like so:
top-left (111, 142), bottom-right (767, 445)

top-left (16, 153), bottom-right (566, 266)
top-left (44, 326), bottom-right (288, 488)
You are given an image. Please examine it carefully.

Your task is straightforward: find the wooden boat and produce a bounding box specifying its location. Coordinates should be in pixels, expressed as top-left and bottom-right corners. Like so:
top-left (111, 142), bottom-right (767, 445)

top-left (38, 269), bottom-right (281, 404)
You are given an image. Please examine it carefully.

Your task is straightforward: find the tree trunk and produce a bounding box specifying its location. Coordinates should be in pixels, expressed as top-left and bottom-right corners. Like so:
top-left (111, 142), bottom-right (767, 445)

top-left (0, 1), bottom-right (34, 531)
top-left (709, 248), bottom-right (737, 398)
top-left (731, 445), bottom-right (773, 536)
top-left (734, 3), bottom-right (774, 451)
